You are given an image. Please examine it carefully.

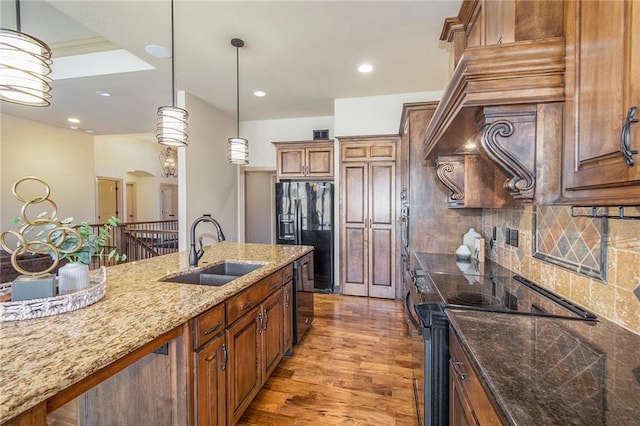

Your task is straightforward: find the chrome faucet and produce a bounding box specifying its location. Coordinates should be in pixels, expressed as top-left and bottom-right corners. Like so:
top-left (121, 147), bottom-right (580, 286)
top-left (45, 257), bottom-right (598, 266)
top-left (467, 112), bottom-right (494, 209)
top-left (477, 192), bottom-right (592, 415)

top-left (189, 214), bottom-right (226, 267)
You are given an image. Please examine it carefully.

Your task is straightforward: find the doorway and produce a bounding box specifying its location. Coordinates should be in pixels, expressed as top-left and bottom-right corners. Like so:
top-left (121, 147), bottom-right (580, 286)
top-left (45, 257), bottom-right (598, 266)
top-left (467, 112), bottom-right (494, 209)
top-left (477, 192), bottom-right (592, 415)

top-left (96, 177), bottom-right (123, 223)
top-left (126, 182), bottom-right (137, 223)
top-left (161, 184), bottom-right (178, 220)
top-left (245, 171), bottom-right (276, 244)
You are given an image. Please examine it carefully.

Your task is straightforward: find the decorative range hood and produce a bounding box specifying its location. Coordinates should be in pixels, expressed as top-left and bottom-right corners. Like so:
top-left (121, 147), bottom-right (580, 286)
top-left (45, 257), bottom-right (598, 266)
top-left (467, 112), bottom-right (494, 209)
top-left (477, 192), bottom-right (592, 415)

top-left (424, 0), bottom-right (565, 204)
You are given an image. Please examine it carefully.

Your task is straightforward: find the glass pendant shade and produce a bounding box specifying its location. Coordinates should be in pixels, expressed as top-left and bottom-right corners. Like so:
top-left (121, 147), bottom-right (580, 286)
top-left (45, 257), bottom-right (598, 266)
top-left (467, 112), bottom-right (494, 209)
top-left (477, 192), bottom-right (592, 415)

top-left (0, 28), bottom-right (52, 106)
top-left (157, 106), bottom-right (188, 147)
top-left (159, 146), bottom-right (178, 177)
top-left (228, 137), bottom-right (249, 165)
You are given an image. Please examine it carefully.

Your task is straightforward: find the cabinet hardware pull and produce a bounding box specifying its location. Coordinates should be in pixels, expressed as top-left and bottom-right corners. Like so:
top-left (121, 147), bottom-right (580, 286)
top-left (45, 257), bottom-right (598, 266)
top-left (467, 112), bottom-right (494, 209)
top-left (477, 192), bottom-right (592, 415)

top-left (264, 311), bottom-right (268, 330)
top-left (620, 106), bottom-right (638, 166)
top-left (450, 359), bottom-right (466, 380)
top-left (241, 301), bottom-right (253, 311)
top-left (269, 282), bottom-right (279, 291)
top-left (285, 291), bottom-right (290, 306)
top-left (257, 313), bottom-right (263, 334)
top-left (203, 321), bottom-right (223, 335)
top-left (221, 343), bottom-right (228, 371)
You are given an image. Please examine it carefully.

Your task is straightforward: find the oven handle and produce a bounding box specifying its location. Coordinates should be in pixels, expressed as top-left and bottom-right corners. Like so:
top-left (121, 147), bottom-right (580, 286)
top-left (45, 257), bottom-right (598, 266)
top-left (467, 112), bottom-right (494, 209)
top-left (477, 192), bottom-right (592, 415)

top-left (405, 291), bottom-right (420, 329)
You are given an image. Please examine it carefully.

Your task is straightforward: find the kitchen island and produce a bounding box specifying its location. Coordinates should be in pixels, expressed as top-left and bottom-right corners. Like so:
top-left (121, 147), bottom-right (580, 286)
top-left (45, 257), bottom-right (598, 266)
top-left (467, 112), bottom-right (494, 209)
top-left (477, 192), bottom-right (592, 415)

top-left (448, 310), bottom-right (640, 425)
top-left (0, 242), bottom-right (311, 425)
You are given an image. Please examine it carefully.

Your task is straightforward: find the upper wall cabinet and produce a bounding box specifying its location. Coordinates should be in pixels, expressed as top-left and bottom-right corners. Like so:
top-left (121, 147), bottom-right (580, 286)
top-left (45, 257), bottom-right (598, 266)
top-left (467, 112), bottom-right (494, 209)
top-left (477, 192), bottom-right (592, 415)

top-left (425, 0), bottom-right (565, 204)
top-left (562, 0), bottom-right (640, 205)
top-left (272, 140), bottom-right (334, 180)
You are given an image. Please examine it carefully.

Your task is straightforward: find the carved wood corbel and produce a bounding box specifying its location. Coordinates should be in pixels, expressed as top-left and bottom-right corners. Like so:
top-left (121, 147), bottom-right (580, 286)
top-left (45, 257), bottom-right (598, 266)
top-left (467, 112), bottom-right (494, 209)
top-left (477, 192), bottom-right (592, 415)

top-left (436, 156), bottom-right (465, 206)
top-left (478, 106), bottom-right (537, 203)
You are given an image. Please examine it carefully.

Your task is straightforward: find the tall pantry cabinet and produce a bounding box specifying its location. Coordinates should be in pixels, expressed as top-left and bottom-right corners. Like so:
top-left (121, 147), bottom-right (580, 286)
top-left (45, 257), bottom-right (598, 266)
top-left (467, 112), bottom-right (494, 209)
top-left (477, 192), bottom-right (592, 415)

top-left (339, 135), bottom-right (399, 299)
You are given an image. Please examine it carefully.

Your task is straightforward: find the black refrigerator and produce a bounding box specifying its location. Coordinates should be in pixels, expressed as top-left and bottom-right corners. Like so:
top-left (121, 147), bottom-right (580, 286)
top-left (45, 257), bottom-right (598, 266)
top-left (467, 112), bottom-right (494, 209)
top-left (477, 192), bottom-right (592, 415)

top-left (275, 181), bottom-right (334, 292)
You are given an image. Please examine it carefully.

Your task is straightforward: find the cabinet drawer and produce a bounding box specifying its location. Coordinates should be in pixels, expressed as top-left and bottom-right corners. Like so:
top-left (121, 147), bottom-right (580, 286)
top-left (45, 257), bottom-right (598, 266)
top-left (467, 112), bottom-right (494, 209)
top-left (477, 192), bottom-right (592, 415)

top-left (194, 304), bottom-right (225, 349)
top-left (227, 270), bottom-right (283, 325)
top-left (449, 329), bottom-right (503, 425)
top-left (282, 263), bottom-right (293, 283)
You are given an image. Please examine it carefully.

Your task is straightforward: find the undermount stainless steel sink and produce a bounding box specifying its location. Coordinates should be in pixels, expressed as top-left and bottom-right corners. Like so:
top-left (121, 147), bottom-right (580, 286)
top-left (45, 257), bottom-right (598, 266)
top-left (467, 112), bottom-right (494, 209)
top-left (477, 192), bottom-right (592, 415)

top-left (200, 261), bottom-right (262, 276)
top-left (160, 261), bottom-right (264, 286)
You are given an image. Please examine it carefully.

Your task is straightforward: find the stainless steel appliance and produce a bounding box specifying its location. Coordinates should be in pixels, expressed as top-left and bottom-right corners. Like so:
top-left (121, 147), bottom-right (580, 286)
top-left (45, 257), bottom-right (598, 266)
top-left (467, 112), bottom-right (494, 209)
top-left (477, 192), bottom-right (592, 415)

top-left (408, 253), bottom-right (598, 426)
top-left (275, 181), bottom-right (334, 292)
top-left (293, 252), bottom-right (314, 344)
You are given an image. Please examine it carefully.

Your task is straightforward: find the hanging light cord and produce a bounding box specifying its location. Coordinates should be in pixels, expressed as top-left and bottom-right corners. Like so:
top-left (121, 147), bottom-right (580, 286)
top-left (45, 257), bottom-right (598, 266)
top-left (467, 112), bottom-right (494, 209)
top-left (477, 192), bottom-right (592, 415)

top-left (170, 0), bottom-right (176, 107)
top-left (15, 0), bottom-right (22, 31)
top-left (235, 43), bottom-right (240, 138)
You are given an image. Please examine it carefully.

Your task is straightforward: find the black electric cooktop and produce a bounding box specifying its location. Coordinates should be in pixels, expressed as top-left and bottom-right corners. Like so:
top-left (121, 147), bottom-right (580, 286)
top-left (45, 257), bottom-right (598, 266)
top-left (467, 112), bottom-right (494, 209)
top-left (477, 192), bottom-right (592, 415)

top-left (412, 253), bottom-right (597, 322)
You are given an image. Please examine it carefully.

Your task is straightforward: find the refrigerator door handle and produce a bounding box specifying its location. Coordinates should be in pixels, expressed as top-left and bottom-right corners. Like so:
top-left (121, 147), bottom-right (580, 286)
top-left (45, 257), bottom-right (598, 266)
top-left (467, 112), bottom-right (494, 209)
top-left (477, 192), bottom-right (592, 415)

top-left (295, 199), bottom-right (302, 245)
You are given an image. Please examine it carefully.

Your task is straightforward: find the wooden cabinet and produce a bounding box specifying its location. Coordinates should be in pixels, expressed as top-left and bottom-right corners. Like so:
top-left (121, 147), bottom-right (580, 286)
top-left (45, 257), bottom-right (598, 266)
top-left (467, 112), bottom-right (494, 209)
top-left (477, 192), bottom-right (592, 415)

top-left (225, 268), bottom-right (286, 425)
top-left (194, 304), bottom-right (227, 426)
top-left (195, 333), bottom-right (227, 426)
top-left (261, 290), bottom-right (284, 379)
top-left (562, 0), bottom-right (640, 204)
top-left (283, 280), bottom-right (293, 355)
top-left (273, 140), bottom-right (334, 180)
top-left (226, 305), bottom-right (262, 425)
top-left (340, 136), bottom-right (398, 299)
top-left (449, 329), bottom-right (504, 425)
top-left (435, 154), bottom-right (515, 208)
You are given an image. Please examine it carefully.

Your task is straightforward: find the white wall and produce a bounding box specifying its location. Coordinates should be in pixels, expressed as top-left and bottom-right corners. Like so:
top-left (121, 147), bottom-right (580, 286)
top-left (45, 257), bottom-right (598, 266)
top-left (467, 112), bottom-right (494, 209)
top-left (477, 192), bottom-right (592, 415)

top-left (241, 116), bottom-right (334, 169)
top-left (1, 114), bottom-right (96, 232)
top-left (334, 91), bottom-right (443, 136)
top-left (178, 93), bottom-right (238, 250)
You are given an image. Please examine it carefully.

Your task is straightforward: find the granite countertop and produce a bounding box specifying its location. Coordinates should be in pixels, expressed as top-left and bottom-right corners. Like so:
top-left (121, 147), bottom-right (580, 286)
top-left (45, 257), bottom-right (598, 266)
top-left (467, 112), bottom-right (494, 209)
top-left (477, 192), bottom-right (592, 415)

top-left (448, 310), bottom-right (640, 426)
top-left (0, 242), bottom-right (311, 423)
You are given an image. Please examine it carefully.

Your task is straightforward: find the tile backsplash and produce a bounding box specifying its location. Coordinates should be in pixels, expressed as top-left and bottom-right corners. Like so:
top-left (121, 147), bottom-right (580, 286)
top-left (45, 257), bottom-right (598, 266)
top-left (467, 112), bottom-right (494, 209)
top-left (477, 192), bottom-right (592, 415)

top-left (483, 206), bottom-right (640, 335)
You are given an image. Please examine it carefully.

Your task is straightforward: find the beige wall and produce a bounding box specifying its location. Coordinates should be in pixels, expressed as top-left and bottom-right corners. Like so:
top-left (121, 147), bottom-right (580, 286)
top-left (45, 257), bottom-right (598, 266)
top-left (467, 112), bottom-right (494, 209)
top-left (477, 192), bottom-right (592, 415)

top-left (483, 206), bottom-right (640, 336)
top-left (94, 133), bottom-right (177, 222)
top-left (1, 114), bottom-right (95, 232)
top-left (179, 93), bottom-right (238, 249)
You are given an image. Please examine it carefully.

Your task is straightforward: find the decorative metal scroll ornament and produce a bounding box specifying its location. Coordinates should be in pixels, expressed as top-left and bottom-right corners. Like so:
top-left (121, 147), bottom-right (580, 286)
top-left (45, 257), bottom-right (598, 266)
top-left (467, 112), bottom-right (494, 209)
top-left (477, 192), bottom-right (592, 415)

top-left (0, 177), bottom-right (84, 277)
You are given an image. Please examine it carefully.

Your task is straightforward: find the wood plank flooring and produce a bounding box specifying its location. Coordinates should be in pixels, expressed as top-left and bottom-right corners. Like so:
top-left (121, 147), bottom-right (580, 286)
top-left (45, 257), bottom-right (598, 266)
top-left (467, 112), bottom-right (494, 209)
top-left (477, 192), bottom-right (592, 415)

top-left (238, 293), bottom-right (417, 426)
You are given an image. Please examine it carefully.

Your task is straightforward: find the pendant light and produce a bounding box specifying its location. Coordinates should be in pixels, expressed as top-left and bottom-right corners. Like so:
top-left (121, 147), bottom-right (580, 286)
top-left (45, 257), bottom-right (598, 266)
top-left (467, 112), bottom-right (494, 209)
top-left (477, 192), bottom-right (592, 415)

top-left (156, 0), bottom-right (188, 147)
top-left (159, 146), bottom-right (178, 177)
top-left (228, 38), bottom-right (249, 165)
top-left (0, 0), bottom-right (52, 106)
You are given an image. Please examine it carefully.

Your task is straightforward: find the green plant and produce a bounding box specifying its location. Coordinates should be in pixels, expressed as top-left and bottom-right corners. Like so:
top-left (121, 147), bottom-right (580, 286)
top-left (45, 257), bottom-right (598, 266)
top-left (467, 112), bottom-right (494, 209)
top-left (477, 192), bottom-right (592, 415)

top-left (10, 215), bottom-right (127, 265)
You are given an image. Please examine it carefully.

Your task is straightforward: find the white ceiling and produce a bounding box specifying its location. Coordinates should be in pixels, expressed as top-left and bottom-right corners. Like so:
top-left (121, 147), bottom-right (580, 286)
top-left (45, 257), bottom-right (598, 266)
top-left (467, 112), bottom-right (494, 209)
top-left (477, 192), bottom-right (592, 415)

top-left (0, 0), bottom-right (460, 135)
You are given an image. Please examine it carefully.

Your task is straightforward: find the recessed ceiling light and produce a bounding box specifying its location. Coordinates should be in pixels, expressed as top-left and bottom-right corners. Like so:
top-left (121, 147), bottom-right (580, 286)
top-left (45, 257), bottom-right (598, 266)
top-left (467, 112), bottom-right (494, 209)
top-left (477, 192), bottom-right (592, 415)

top-left (254, 91), bottom-right (266, 97)
top-left (86, 130), bottom-right (94, 134)
top-left (145, 44), bottom-right (171, 59)
top-left (96, 90), bottom-right (111, 97)
top-left (358, 63), bottom-right (373, 73)
top-left (68, 117), bottom-right (80, 124)
top-left (69, 125), bottom-right (79, 130)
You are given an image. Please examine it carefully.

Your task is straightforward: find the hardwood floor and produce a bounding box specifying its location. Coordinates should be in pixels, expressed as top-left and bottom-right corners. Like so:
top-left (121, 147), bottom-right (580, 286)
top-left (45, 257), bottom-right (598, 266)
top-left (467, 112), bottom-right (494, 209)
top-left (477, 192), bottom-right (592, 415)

top-left (238, 293), bottom-right (417, 426)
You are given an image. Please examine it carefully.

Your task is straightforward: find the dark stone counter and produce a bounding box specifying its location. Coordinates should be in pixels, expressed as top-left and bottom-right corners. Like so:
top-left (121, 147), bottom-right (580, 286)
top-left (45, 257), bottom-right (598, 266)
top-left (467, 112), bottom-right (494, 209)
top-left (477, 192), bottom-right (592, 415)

top-left (448, 310), bottom-right (640, 425)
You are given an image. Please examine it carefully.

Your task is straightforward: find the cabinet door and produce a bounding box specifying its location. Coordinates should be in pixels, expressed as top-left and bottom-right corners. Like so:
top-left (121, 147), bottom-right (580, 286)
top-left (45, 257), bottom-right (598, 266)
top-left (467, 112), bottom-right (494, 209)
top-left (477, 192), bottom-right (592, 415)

top-left (306, 145), bottom-right (334, 177)
top-left (449, 363), bottom-right (477, 426)
top-left (226, 308), bottom-right (261, 424)
top-left (195, 334), bottom-right (227, 426)
top-left (368, 162), bottom-right (396, 299)
top-left (262, 290), bottom-right (284, 380)
top-left (283, 280), bottom-right (293, 355)
top-left (341, 162), bottom-right (369, 296)
top-left (278, 148), bottom-right (306, 178)
top-left (563, 0), bottom-right (640, 203)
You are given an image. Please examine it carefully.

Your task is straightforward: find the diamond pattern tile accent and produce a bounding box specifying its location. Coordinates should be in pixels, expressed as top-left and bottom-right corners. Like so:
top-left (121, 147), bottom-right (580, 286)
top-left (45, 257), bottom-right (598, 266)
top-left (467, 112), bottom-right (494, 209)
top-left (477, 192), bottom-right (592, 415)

top-left (634, 285), bottom-right (640, 302)
top-left (534, 206), bottom-right (607, 281)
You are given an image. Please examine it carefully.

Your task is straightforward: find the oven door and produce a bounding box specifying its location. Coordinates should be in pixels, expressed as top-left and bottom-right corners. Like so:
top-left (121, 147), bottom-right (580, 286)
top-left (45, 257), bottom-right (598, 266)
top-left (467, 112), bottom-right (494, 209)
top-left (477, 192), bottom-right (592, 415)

top-left (407, 288), bottom-right (425, 426)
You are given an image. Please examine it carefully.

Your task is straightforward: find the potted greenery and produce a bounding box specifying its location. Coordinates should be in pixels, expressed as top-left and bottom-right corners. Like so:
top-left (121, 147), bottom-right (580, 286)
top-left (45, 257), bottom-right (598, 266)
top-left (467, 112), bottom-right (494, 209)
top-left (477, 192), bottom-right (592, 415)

top-left (8, 215), bottom-right (127, 296)
top-left (53, 216), bottom-right (127, 294)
